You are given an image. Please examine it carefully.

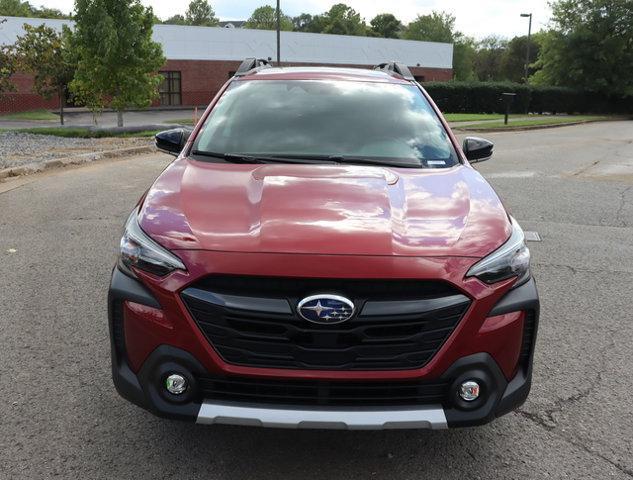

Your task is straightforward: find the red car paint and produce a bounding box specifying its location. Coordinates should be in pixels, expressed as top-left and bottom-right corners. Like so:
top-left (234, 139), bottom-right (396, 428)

top-left (138, 162), bottom-right (511, 257)
top-left (115, 68), bottom-right (536, 426)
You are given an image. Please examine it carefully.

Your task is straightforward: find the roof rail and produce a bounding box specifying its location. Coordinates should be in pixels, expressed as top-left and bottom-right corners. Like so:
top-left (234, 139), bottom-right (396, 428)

top-left (235, 58), bottom-right (272, 77)
top-left (374, 61), bottom-right (415, 81)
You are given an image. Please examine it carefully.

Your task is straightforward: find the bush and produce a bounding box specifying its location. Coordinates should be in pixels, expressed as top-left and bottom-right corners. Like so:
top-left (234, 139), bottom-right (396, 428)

top-left (422, 81), bottom-right (633, 115)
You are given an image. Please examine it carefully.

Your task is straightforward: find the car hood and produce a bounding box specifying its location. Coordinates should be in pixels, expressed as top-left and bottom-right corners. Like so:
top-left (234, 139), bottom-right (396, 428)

top-left (139, 158), bottom-right (511, 258)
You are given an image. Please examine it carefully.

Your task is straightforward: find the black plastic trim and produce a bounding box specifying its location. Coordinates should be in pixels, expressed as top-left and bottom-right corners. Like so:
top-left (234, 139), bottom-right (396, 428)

top-left (109, 267), bottom-right (161, 309)
top-left (374, 61), bottom-right (415, 80)
top-left (235, 57), bottom-right (272, 76)
top-left (495, 368), bottom-right (531, 417)
top-left (155, 127), bottom-right (193, 156)
top-left (441, 353), bottom-right (508, 427)
top-left (182, 287), bottom-right (292, 314)
top-left (489, 277), bottom-right (539, 317)
top-left (361, 294), bottom-right (469, 316)
top-left (135, 346), bottom-right (206, 421)
top-left (108, 268), bottom-right (155, 411)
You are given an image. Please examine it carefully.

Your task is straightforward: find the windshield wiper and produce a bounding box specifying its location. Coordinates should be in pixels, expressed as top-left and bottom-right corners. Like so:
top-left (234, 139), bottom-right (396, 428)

top-left (328, 156), bottom-right (422, 168)
top-left (191, 151), bottom-right (267, 164)
top-left (191, 151), bottom-right (338, 165)
top-left (191, 151), bottom-right (422, 168)
top-left (267, 154), bottom-right (422, 168)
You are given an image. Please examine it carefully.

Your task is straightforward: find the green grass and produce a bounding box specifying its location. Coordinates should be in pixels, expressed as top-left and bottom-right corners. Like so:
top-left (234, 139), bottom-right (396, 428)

top-left (1, 127), bottom-right (159, 138)
top-left (0, 109), bottom-right (59, 121)
top-left (443, 113), bottom-right (505, 122)
top-left (457, 115), bottom-right (613, 130)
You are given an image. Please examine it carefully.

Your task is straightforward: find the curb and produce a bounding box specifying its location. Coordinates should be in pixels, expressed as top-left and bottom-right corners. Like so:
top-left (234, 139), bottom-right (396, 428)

top-left (0, 145), bottom-right (155, 181)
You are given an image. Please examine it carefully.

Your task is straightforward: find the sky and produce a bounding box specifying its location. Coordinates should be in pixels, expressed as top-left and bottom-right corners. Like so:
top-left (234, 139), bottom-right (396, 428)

top-left (33, 0), bottom-right (552, 39)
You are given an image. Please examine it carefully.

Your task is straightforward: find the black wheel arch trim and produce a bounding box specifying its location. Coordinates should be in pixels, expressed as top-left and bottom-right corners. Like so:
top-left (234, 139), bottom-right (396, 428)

top-left (489, 277), bottom-right (539, 317)
top-left (109, 267), bottom-right (161, 309)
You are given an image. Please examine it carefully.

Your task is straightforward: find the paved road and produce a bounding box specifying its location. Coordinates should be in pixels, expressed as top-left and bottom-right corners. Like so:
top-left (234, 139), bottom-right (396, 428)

top-left (1, 121), bottom-right (632, 479)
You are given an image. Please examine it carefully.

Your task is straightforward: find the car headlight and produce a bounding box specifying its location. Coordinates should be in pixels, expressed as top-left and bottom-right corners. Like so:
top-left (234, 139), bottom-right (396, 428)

top-left (466, 217), bottom-right (530, 285)
top-left (118, 208), bottom-right (186, 278)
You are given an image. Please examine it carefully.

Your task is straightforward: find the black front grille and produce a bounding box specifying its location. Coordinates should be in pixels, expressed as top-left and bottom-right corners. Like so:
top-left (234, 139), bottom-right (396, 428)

top-left (182, 275), bottom-right (470, 371)
top-left (197, 375), bottom-right (449, 407)
top-left (190, 276), bottom-right (460, 301)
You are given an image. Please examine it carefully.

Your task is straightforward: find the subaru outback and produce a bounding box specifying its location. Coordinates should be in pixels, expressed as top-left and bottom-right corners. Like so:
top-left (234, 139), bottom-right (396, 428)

top-left (108, 59), bottom-right (539, 429)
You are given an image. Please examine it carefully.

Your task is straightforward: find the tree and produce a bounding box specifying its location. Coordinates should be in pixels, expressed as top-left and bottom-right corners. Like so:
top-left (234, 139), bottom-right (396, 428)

top-left (0, 0), bottom-right (29, 16)
top-left (185, 0), bottom-right (219, 27)
top-left (453, 37), bottom-right (477, 81)
top-left (163, 14), bottom-right (187, 25)
top-left (318, 4), bottom-right (367, 36)
top-left (70, 0), bottom-right (165, 127)
top-left (0, 45), bottom-right (17, 96)
top-left (402, 11), bottom-right (477, 81)
top-left (474, 36), bottom-right (508, 81)
top-left (14, 24), bottom-right (75, 125)
top-left (245, 5), bottom-right (293, 31)
top-left (293, 5), bottom-right (372, 36)
top-left (403, 11), bottom-right (455, 43)
top-left (35, 7), bottom-right (70, 19)
top-left (369, 13), bottom-right (402, 38)
top-left (500, 35), bottom-right (541, 83)
top-left (0, 0), bottom-right (70, 18)
top-left (293, 13), bottom-right (321, 32)
top-left (532, 0), bottom-right (633, 95)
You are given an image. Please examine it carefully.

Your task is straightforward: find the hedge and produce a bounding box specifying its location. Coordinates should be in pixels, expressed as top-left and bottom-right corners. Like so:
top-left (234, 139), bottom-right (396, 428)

top-left (422, 81), bottom-right (633, 115)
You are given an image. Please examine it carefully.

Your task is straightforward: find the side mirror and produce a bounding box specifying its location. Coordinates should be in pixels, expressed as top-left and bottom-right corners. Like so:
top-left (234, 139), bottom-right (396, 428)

top-left (155, 128), bottom-right (193, 156)
top-left (463, 137), bottom-right (494, 163)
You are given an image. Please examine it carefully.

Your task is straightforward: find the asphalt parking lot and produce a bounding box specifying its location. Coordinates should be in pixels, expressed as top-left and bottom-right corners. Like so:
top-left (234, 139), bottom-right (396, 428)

top-left (1, 121), bottom-right (632, 479)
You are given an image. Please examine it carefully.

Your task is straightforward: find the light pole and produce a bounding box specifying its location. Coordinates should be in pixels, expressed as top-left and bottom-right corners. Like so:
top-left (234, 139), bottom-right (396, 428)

top-left (276, 0), bottom-right (281, 65)
top-left (520, 13), bottom-right (533, 83)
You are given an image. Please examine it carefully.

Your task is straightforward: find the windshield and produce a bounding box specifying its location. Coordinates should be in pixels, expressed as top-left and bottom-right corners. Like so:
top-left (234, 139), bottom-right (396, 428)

top-left (192, 80), bottom-right (459, 168)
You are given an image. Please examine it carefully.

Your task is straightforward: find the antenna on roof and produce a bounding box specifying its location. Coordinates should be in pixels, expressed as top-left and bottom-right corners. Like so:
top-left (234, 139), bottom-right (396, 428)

top-left (234, 58), bottom-right (272, 77)
top-left (374, 61), bottom-right (415, 81)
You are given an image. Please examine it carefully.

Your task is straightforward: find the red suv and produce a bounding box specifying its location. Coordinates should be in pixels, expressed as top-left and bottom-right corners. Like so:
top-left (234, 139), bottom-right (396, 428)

top-left (109, 59), bottom-right (539, 429)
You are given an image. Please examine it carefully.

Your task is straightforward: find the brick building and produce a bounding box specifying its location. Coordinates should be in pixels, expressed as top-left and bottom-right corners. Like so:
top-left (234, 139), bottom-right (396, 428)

top-left (0, 16), bottom-right (453, 113)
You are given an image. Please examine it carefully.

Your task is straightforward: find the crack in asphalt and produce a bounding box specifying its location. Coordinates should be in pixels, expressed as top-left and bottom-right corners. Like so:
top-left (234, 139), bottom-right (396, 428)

top-left (571, 159), bottom-right (601, 176)
top-left (517, 410), bottom-right (633, 478)
top-left (517, 335), bottom-right (633, 477)
top-left (565, 439), bottom-right (633, 478)
top-left (518, 335), bottom-right (613, 428)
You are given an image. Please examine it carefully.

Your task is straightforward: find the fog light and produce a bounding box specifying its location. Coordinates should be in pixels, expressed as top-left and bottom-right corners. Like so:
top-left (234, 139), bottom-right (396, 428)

top-left (165, 373), bottom-right (188, 395)
top-left (459, 380), bottom-right (480, 401)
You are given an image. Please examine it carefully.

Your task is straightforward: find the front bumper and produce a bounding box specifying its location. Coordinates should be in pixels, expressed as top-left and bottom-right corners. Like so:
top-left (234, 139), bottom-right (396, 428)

top-left (108, 268), bottom-right (539, 429)
top-left (197, 402), bottom-right (448, 430)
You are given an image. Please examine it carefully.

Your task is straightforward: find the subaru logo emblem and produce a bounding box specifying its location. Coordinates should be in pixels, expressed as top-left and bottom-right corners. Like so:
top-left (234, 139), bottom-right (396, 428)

top-left (297, 295), bottom-right (355, 325)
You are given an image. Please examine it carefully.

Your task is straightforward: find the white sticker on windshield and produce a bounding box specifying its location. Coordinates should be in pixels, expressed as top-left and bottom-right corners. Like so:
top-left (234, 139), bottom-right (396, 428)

top-left (427, 160), bottom-right (447, 166)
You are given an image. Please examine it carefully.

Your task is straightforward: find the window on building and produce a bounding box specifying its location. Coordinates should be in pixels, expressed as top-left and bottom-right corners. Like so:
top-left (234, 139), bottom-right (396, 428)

top-left (414, 75), bottom-right (426, 82)
top-left (159, 71), bottom-right (181, 106)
